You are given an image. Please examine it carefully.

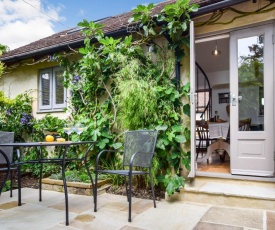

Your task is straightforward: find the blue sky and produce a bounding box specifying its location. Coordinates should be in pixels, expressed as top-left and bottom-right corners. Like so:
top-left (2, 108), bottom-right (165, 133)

top-left (0, 0), bottom-right (163, 50)
top-left (48, 0), bottom-right (163, 32)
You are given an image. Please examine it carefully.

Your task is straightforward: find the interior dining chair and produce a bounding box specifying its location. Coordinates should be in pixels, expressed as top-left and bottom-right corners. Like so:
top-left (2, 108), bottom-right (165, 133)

top-left (94, 130), bottom-right (158, 222)
top-left (196, 123), bottom-right (210, 161)
top-left (0, 131), bottom-right (18, 196)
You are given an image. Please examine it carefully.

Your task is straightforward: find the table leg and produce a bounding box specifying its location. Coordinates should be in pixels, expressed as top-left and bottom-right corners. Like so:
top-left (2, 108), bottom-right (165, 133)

top-left (15, 149), bottom-right (22, 206)
top-left (62, 146), bottom-right (69, 226)
top-left (18, 163), bottom-right (21, 206)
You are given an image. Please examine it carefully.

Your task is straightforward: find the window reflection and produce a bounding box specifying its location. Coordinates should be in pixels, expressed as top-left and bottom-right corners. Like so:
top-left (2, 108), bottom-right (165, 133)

top-left (238, 35), bottom-right (264, 131)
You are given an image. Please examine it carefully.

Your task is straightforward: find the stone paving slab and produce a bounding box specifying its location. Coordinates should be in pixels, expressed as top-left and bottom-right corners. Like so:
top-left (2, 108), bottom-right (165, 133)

top-left (198, 206), bottom-right (263, 229)
top-left (267, 211), bottom-right (275, 230)
top-left (0, 203), bottom-right (75, 230)
top-left (0, 188), bottom-right (272, 230)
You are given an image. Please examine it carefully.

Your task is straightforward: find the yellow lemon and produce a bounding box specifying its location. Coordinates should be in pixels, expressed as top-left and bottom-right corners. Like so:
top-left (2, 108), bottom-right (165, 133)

top-left (56, 138), bottom-right (66, 142)
top-left (45, 135), bottom-right (54, 142)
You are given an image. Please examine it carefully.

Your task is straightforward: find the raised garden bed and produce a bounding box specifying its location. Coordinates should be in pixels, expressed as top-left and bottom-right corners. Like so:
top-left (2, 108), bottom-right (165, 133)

top-left (42, 178), bottom-right (110, 196)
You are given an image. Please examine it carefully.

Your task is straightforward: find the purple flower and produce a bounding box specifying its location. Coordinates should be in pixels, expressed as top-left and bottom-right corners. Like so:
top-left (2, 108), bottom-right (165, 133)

top-left (72, 75), bottom-right (80, 84)
top-left (20, 112), bottom-right (33, 125)
top-left (6, 108), bottom-right (13, 116)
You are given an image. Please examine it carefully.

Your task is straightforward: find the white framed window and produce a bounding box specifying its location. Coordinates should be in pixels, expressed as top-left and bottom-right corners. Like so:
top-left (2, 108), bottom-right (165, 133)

top-left (39, 67), bottom-right (66, 111)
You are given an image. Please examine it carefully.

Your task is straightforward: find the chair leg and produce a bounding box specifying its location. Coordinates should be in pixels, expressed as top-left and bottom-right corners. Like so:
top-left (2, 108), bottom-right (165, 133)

top-left (94, 172), bottom-right (98, 212)
top-left (39, 163), bottom-right (43, 202)
top-left (10, 170), bottom-right (13, 197)
top-left (128, 174), bottom-right (132, 222)
top-left (149, 171), bottom-right (156, 208)
top-left (125, 178), bottom-right (129, 202)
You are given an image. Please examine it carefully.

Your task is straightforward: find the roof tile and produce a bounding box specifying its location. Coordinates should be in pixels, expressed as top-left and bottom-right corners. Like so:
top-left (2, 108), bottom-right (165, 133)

top-left (0, 0), bottom-right (225, 62)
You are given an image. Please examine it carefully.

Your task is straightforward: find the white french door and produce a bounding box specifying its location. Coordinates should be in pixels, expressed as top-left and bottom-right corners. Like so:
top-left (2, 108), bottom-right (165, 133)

top-left (189, 21), bottom-right (196, 178)
top-left (230, 24), bottom-right (274, 177)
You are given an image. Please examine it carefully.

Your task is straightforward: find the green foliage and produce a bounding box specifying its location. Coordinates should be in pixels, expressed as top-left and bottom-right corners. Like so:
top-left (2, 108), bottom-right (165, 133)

top-left (115, 77), bottom-right (158, 130)
top-left (98, 156), bottom-right (124, 186)
top-left (163, 173), bottom-right (185, 196)
top-left (33, 114), bottom-right (65, 133)
top-left (59, 0), bottom-right (194, 195)
top-left (129, 0), bottom-right (199, 61)
top-left (31, 114), bottom-right (66, 143)
top-left (20, 148), bottom-right (61, 177)
top-left (50, 170), bottom-right (106, 183)
top-left (2, 180), bottom-right (11, 192)
top-left (0, 91), bottom-right (34, 142)
top-left (0, 61), bottom-right (5, 76)
top-left (0, 44), bottom-right (9, 55)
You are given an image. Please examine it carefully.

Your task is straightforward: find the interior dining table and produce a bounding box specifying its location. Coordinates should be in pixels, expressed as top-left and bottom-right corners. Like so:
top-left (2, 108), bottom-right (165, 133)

top-left (196, 122), bottom-right (230, 163)
top-left (0, 140), bottom-right (96, 226)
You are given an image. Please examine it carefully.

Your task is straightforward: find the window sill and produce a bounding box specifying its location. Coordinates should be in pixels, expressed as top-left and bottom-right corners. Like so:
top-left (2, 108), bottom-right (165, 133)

top-left (37, 109), bottom-right (65, 114)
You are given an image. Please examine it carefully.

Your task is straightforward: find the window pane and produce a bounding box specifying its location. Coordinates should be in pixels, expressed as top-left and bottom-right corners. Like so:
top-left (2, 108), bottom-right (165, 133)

top-left (41, 73), bottom-right (50, 106)
top-left (238, 35), bottom-right (264, 131)
top-left (196, 90), bottom-right (209, 113)
top-left (55, 69), bottom-right (64, 104)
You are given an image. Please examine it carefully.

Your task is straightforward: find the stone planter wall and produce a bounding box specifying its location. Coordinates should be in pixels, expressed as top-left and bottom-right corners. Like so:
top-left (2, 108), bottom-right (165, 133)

top-left (42, 178), bottom-right (110, 196)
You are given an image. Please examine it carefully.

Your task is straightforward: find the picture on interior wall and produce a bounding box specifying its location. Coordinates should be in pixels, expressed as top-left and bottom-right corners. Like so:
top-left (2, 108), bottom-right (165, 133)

top-left (218, 92), bottom-right (230, 104)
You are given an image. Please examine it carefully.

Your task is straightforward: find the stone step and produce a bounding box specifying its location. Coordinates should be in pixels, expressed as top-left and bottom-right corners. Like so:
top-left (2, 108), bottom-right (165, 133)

top-left (166, 176), bottom-right (275, 210)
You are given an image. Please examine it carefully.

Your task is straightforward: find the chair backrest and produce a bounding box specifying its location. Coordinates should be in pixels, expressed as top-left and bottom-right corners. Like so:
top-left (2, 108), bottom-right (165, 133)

top-left (196, 124), bottom-right (210, 150)
top-left (196, 124), bottom-right (209, 141)
top-left (0, 131), bottom-right (14, 164)
top-left (123, 130), bottom-right (158, 168)
top-left (239, 118), bottom-right (251, 131)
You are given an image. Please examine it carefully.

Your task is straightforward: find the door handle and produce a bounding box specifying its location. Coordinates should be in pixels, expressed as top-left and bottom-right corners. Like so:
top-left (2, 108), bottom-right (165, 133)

top-left (232, 94), bottom-right (237, 106)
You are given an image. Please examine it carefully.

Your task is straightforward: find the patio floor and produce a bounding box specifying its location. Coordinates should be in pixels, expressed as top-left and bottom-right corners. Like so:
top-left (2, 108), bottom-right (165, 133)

top-left (0, 188), bottom-right (274, 229)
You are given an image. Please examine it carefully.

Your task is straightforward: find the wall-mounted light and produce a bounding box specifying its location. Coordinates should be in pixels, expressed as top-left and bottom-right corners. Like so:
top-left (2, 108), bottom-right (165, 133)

top-left (211, 41), bottom-right (221, 56)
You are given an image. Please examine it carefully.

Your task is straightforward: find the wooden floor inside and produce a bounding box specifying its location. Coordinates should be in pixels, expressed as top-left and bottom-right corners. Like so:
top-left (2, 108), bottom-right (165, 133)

top-left (197, 152), bottom-right (230, 173)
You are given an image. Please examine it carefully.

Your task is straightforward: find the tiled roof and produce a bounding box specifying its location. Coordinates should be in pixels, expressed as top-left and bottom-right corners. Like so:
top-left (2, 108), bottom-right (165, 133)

top-left (0, 0), bottom-right (233, 63)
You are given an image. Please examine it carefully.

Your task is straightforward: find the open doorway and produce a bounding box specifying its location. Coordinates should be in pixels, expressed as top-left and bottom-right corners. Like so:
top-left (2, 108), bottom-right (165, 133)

top-left (195, 36), bottom-right (230, 174)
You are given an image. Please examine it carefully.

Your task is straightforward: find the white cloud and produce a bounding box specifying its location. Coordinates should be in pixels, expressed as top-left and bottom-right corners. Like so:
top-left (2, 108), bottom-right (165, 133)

top-left (0, 0), bottom-right (63, 50)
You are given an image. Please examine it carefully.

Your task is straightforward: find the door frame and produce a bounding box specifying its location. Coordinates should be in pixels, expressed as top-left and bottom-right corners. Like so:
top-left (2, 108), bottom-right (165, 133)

top-left (190, 21), bottom-right (275, 179)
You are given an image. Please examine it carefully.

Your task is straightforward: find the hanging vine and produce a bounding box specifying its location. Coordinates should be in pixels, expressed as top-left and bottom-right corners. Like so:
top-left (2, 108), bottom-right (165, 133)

top-left (196, 1), bottom-right (275, 27)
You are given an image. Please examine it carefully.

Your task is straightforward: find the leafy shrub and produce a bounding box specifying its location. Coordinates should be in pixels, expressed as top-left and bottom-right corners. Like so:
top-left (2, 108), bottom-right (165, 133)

top-left (50, 170), bottom-right (106, 183)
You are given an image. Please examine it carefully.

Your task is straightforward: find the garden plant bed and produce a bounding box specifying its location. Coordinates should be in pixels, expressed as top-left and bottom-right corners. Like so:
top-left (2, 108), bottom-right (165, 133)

top-left (1, 172), bottom-right (165, 200)
top-left (41, 178), bottom-right (110, 196)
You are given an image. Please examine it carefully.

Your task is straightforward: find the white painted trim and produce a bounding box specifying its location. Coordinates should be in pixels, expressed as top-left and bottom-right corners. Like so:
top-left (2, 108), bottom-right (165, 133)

top-left (195, 34), bottom-right (229, 43)
top-left (188, 20), bottom-right (196, 178)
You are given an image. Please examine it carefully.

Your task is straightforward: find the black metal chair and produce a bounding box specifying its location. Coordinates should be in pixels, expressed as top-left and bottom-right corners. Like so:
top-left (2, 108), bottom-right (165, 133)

top-left (94, 130), bottom-right (158, 222)
top-left (0, 131), bottom-right (18, 196)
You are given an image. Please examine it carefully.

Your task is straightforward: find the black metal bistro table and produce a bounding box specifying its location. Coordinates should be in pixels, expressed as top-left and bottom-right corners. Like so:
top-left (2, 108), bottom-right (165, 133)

top-left (0, 141), bottom-right (96, 226)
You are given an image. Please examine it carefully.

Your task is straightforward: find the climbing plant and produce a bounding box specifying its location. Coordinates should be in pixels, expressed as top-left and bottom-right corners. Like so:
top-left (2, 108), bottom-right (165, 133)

top-left (59, 0), bottom-right (198, 196)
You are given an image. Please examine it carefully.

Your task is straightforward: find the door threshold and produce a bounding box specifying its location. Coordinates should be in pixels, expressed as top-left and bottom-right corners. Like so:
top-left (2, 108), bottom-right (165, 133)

top-left (196, 171), bottom-right (275, 182)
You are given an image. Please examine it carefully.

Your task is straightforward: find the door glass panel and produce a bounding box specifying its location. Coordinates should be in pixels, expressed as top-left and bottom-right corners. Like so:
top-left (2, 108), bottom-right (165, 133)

top-left (238, 34), bottom-right (264, 131)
